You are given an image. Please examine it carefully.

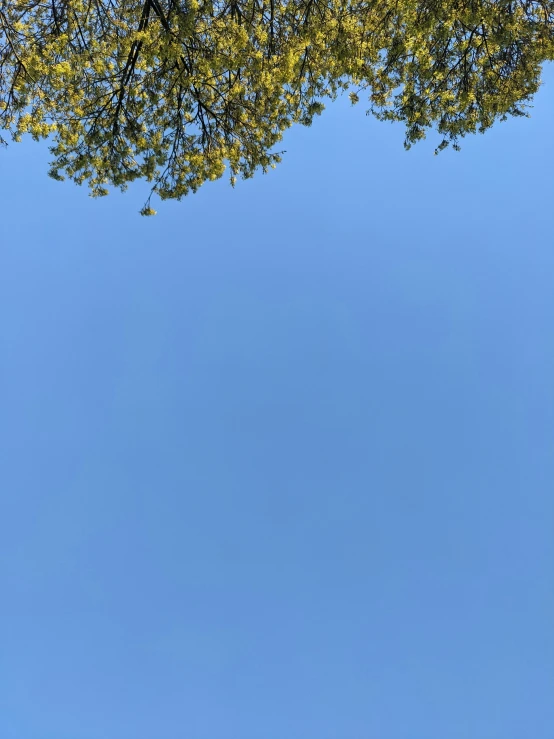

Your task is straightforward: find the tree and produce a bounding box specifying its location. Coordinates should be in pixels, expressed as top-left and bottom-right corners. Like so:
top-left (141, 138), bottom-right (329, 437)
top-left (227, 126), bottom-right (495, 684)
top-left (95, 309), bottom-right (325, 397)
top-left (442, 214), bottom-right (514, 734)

top-left (1, 0), bottom-right (552, 213)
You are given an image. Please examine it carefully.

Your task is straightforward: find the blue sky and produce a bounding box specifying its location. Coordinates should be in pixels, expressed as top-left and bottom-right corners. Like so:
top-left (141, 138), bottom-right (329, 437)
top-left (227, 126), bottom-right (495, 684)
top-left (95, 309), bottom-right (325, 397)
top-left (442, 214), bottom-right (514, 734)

top-left (1, 65), bottom-right (553, 739)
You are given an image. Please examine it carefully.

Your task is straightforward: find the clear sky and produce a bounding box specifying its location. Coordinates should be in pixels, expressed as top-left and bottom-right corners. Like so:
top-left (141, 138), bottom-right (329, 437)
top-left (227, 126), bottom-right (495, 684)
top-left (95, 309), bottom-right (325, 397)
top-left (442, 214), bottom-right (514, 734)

top-left (1, 64), bottom-right (553, 739)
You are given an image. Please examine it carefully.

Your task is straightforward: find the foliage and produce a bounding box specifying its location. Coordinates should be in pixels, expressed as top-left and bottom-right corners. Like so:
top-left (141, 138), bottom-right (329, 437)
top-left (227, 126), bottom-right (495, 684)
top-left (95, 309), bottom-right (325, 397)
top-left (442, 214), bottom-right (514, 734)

top-left (1, 0), bottom-right (552, 212)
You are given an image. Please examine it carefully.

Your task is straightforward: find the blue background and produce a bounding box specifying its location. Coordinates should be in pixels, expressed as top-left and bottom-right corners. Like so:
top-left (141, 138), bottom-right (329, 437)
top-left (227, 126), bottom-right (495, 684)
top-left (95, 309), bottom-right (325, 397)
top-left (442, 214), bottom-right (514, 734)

top-left (1, 65), bottom-right (553, 739)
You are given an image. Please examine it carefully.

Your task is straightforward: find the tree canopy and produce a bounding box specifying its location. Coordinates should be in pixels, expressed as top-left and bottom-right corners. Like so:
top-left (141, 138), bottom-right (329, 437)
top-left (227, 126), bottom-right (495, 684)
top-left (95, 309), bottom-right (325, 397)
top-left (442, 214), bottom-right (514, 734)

top-left (1, 0), bottom-right (552, 212)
